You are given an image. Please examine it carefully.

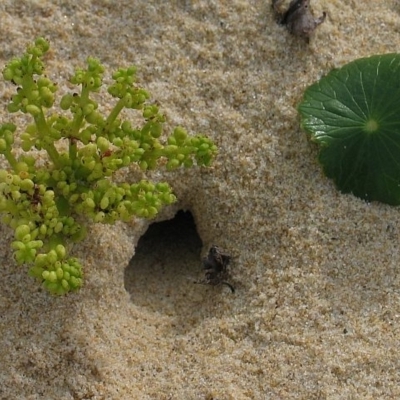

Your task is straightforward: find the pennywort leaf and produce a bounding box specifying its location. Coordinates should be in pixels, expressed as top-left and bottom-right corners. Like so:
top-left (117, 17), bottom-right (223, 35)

top-left (299, 54), bottom-right (400, 205)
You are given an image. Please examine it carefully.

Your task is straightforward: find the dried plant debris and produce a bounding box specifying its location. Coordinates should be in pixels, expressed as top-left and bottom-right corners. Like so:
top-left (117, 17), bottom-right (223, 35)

top-left (199, 245), bottom-right (235, 293)
top-left (272, 0), bottom-right (326, 40)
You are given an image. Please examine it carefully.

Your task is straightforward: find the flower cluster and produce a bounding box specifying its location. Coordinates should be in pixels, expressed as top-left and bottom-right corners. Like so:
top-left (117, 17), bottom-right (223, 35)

top-left (0, 38), bottom-right (217, 294)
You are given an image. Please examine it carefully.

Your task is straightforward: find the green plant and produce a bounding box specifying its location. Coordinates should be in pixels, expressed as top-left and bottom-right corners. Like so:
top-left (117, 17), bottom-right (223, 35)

top-left (0, 37), bottom-right (217, 295)
top-left (298, 53), bottom-right (400, 205)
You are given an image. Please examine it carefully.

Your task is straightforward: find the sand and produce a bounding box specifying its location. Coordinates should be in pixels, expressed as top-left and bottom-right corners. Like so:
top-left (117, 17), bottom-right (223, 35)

top-left (0, 0), bottom-right (400, 399)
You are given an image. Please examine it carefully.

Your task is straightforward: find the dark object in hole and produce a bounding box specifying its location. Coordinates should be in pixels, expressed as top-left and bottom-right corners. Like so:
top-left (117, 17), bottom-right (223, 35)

top-left (200, 245), bottom-right (235, 293)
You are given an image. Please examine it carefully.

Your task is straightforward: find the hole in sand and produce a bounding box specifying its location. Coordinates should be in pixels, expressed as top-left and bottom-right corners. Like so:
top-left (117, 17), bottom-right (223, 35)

top-left (124, 210), bottom-right (204, 314)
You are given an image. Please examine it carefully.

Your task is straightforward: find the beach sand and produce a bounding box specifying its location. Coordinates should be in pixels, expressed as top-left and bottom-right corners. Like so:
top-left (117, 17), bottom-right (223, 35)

top-left (0, 0), bottom-right (400, 399)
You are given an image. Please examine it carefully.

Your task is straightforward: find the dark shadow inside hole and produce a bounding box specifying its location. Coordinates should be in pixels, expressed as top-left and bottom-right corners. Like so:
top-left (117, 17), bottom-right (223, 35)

top-left (124, 210), bottom-right (204, 314)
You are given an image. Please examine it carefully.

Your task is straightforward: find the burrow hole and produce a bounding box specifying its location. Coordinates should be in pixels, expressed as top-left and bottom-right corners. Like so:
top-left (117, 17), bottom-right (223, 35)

top-left (124, 210), bottom-right (204, 312)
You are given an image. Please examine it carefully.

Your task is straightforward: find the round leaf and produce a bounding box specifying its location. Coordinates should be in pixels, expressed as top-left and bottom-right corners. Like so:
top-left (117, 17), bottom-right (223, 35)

top-left (298, 54), bottom-right (400, 205)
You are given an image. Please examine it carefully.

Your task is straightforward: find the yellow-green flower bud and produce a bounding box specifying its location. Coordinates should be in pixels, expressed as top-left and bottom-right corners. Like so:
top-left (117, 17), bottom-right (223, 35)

top-left (165, 145), bottom-right (178, 155)
top-left (100, 196), bottom-right (109, 209)
top-left (150, 123), bottom-right (162, 138)
top-left (56, 267), bottom-right (64, 279)
top-left (54, 221), bottom-right (64, 233)
top-left (68, 194), bottom-right (80, 204)
top-left (94, 211), bottom-right (105, 222)
top-left (45, 271), bottom-right (57, 283)
top-left (21, 234), bottom-right (32, 243)
top-left (166, 159), bottom-right (180, 170)
top-left (5, 173), bottom-right (13, 184)
top-left (173, 127), bottom-right (188, 143)
top-left (0, 138), bottom-right (7, 152)
top-left (42, 270), bottom-right (50, 280)
top-left (35, 254), bottom-right (47, 268)
top-left (3, 67), bottom-right (14, 81)
top-left (19, 170), bottom-right (30, 179)
top-left (26, 104), bottom-right (41, 116)
top-left (55, 244), bottom-right (66, 259)
top-left (11, 191), bottom-right (21, 201)
top-left (47, 249), bottom-right (58, 264)
top-left (11, 240), bottom-right (25, 251)
top-left (60, 93), bottom-right (73, 110)
top-left (15, 224), bottom-right (31, 241)
top-left (0, 170), bottom-right (8, 182)
top-left (85, 198), bottom-right (95, 209)
top-left (39, 87), bottom-right (54, 106)
top-left (97, 137), bottom-right (110, 152)
top-left (39, 224), bottom-right (47, 236)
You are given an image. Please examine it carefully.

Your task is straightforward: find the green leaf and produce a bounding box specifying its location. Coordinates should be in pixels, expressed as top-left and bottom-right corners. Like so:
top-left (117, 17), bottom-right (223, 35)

top-left (298, 53), bottom-right (400, 205)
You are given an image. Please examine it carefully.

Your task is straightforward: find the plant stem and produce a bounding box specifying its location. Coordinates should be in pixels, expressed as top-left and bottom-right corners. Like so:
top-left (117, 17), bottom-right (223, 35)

top-left (68, 86), bottom-right (90, 162)
top-left (69, 139), bottom-right (77, 161)
top-left (104, 98), bottom-right (125, 130)
top-left (35, 110), bottom-right (61, 168)
top-left (3, 149), bottom-right (18, 170)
